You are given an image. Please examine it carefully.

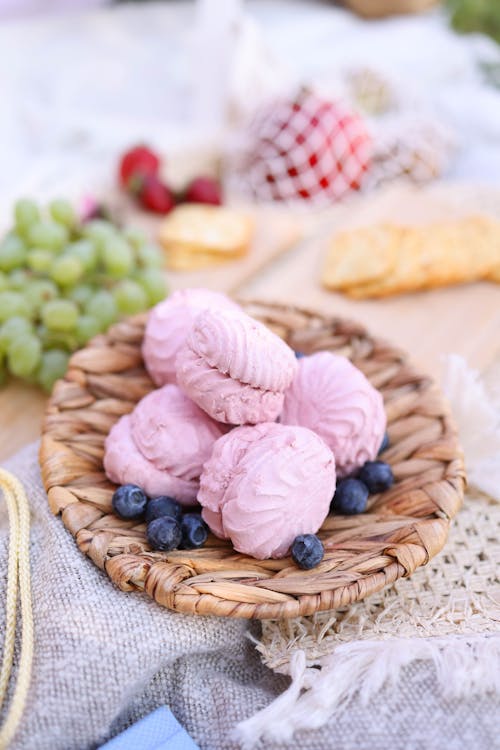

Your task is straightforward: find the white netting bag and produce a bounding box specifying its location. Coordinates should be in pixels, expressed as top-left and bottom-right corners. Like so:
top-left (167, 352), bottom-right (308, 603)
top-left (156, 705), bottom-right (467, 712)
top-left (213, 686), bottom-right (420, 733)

top-left (369, 114), bottom-right (458, 187)
top-left (344, 66), bottom-right (397, 117)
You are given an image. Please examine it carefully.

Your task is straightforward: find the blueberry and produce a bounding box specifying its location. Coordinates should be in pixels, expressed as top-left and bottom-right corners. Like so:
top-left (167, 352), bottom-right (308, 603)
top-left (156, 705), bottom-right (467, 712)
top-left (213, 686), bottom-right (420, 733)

top-left (295, 351), bottom-right (306, 359)
top-left (112, 484), bottom-right (148, 520)
top-left (291, 534), bottom-right (324, 570)
top-left (145, 496), bottom-right (182, 524)
top-left (378, 431), bottom-right (390, 455)
top-left (180, 513), bottom-right (209, 549)
top-left (146, 516), bottom-right (182, 551)
top-left (330, 478), bottom-right (369, 515)
top-left (358, 461), bottom-right (394, 494)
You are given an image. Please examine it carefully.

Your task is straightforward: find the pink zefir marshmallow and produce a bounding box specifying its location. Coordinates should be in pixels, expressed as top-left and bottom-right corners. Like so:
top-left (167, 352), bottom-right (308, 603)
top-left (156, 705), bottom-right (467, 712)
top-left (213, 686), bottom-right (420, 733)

top-left (142, 288), bottom-right (240, 386)
top-left (130, 384), bottom-right (227, 480)
top-left (103, 415), bottom-right (198, 505)
top-left (280, 351), bottom-right (386, 478)
top-left (176, 307), bottom-right (297, 424)
top-left (198, 422), bottom-right (336, 559)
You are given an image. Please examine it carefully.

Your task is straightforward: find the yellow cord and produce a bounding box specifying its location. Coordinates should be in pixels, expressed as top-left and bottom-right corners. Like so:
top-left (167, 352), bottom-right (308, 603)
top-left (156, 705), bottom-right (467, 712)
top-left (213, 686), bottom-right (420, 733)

top-left (0, 469), bottom-right (33, 749)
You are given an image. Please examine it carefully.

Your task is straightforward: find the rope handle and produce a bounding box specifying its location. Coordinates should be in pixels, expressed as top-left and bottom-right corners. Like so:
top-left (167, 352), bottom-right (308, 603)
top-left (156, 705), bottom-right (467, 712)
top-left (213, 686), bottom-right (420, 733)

top-left (0, 469), bottom-right (33, 749)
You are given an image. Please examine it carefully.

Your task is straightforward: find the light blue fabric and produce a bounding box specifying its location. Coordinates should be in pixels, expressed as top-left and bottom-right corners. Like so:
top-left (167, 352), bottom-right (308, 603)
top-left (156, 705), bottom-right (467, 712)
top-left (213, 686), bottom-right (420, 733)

top-left (99, 707), bottom-right (200, 750)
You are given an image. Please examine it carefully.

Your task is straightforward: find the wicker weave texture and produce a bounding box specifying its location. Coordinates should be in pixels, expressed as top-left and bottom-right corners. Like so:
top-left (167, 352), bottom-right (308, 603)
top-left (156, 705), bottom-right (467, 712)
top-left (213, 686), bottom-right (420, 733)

top-left (39, 302), bottom-right (465, 619)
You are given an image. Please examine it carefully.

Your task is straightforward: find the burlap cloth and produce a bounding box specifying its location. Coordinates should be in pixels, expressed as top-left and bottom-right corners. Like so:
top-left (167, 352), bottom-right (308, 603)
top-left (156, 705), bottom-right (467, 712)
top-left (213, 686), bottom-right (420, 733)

top-left (0, 354), bottom-right (499, 749)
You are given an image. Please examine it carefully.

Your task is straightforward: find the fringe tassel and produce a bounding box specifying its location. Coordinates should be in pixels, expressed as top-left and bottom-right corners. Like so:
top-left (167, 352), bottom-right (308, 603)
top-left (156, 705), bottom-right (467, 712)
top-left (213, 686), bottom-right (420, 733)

top-left (234, 633), bottom-right (500, 749)
top-left (442, 354), bottom-right (500, 502)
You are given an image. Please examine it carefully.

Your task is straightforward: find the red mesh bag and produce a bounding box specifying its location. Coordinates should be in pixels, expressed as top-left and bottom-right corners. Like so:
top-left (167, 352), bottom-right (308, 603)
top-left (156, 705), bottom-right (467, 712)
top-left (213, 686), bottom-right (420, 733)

top-left (226, 88), bottom-right (372, 206)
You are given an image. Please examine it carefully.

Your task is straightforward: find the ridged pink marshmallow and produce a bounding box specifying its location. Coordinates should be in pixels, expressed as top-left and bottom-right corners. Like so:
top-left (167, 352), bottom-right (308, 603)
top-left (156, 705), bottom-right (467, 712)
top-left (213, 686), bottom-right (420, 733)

top-left (130, 384), bottom-right (227, 479)
top-left (198, 422), bottom-right (336, 559)
top-left (142, 288), bottom-right (240, 386)
top-left (103, 415), bottom-right (198, 504)
top-left (280, 351), bottom-right (386, 477)
top-left (176, 307), bottom-right (297, 424)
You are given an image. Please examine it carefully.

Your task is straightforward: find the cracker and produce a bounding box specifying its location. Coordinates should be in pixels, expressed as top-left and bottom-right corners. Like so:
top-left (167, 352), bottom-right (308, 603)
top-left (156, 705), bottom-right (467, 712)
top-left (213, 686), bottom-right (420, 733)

top-left (480, 216), bottom-right (500, 283)
top-left (165, 243), bottom-right (248, 272)
top-left (322, 224), bottom-right (400, 290)
top-left (159, 204), bottom-right (254, 271)
top-left (341, 216), bottom-right (500, 299)
top-left (345, 227), bottom-right (427, 298)
top-left (420, 217), bottom-right (498, 288)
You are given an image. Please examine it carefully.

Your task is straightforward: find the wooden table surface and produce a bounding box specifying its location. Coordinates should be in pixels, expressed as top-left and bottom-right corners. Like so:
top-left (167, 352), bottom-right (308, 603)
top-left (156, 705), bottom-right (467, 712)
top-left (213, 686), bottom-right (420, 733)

top-left (1, 182), bottom-right (500, 463)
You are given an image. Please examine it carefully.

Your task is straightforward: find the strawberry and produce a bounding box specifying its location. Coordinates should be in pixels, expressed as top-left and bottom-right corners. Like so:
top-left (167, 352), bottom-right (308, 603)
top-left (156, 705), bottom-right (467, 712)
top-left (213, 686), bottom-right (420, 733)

top-left (139, 174), bottom-right (175, 214)
top-left (228, 88), bottom-right (372, 205)
top-left (119, 145), bottom-right (160, 190)
top-left (184, 176), bottom-right (222, 205)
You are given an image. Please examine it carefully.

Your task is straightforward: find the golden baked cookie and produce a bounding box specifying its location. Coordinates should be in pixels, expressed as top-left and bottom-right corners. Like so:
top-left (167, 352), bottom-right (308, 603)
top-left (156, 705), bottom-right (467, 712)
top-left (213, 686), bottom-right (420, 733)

top-left (323, 215), bottom-right (500, 299)
top-left (345, 228), bottom-right (425, 298)
top-left (159, 204), bottom-right (254, 271)
top-left (482, 217), bottom-right (500, 283)
top-left (322, 224), bottom-right (400, 290)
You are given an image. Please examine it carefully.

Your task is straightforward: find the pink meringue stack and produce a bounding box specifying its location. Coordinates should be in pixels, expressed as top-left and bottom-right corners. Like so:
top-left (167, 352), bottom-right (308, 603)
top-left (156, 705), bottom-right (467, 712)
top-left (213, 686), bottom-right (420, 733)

top-left (280, 351), bottom-right (386, 477)
top-left (176, 307), bottom-right (297, 424)
top-left (198, 422), bottom-right (336, 559)
top-left (103, 287), bottom-right (388, 562)
top-left (142, 288), bottom-right (240, 386)
top-left (103, 384), bottom-right (226, 505)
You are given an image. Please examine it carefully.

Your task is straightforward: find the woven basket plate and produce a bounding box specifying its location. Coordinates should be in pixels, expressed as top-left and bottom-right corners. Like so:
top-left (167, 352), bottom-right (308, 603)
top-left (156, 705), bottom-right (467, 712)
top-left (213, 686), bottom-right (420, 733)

top-left (39, 301), bottom-right (465, 619)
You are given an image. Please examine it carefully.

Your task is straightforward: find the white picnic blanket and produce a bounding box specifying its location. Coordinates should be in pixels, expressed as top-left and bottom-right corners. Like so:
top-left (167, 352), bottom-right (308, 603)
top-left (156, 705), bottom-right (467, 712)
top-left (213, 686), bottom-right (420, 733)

top-left (0, 0), bottom-right (499, 222)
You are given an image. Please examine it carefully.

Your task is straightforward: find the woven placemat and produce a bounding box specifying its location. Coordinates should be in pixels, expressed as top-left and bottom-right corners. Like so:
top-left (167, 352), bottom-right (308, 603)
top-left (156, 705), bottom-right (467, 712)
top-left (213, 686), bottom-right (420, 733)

top-left (39, 301), bottom-right (465, 619)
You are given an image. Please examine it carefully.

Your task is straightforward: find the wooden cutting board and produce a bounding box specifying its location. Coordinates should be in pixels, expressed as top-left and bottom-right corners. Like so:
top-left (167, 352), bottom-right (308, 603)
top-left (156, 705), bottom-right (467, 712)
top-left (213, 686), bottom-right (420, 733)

top-left (2, 182), bottom-right (500, 462)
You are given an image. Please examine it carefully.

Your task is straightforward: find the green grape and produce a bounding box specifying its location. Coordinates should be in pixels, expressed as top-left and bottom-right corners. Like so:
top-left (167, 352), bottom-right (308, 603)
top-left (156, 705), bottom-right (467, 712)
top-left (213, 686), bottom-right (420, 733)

top-left (14, 199), bottom-right (40, 234)
top-left (37, 325), bottom-right (77, 351)
top-left (83, 219), bottom-right (116, 235)
top-left (75, 315), bottom-right (100, 345)
top-left (50, 255), bottom-right (84, 287)
top-left (135, 268), bottom-right (167, 305)
top-left (82, 220), bottom-right (117, 252)
top-left (41, 299), bottom-right (78, 332)
top-left (66, 240), bottom-right (98, 273)
top-left (0, 272), bottom-right (7, 291)
top-left (0, 291), bottom-right (31, 322)
top-left (86, 271), bottom-right (111, 288)
top-left (102, 237), bottom-right (134, 278)
top-left (113, 280), bottom-right (148, 315)
top-left (84, 290), bottom-right (117, 331)
top-left (37, 349), bottom-right (69, 392)
top-left (0, 317), bottom-right (33, 354)
top-left (27, 221), bottom-right (68, 252)
top-left (7, 334), bottom-right (41, 377)
top-left (49, 199), bottom-right (77, 228)
top-left (27, 279), bottom-right (58, 309)
top-left (136, 242), bottom-right (163, 269)
top-left (68, 283), bottom-right (95, 309)
top-left (0, 356), bottom-right (7, 387)
top-left (124, 227), bottom-right (148, 250)
top-left (27, 248), bottom-right (54, 273)
top-left (0, 234), bottom-right (27, 271)
top-left (8, 269), bottom-right (32, 290)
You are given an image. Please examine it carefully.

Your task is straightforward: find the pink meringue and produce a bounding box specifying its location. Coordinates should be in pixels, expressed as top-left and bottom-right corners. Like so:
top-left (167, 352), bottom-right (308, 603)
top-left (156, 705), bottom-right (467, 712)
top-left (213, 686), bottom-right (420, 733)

top-left (130, 384), bottom-right (227, 479)
top-left (280, 351), bottom-right (386, 478)
top-left (198, 422), bottom-right (336, 559)
top-left (142, 288), bottom-right (240, 386)
top-left (103, 415), bottom-right (198, 504)
top-left (176, 307), bottom-right (297, 424)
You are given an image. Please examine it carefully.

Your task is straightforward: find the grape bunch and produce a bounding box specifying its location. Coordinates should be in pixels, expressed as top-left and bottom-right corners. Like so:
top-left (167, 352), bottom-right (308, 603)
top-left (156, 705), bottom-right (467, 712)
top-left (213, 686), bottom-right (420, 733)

top-left (0, 198), bottom-right (167, 392)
